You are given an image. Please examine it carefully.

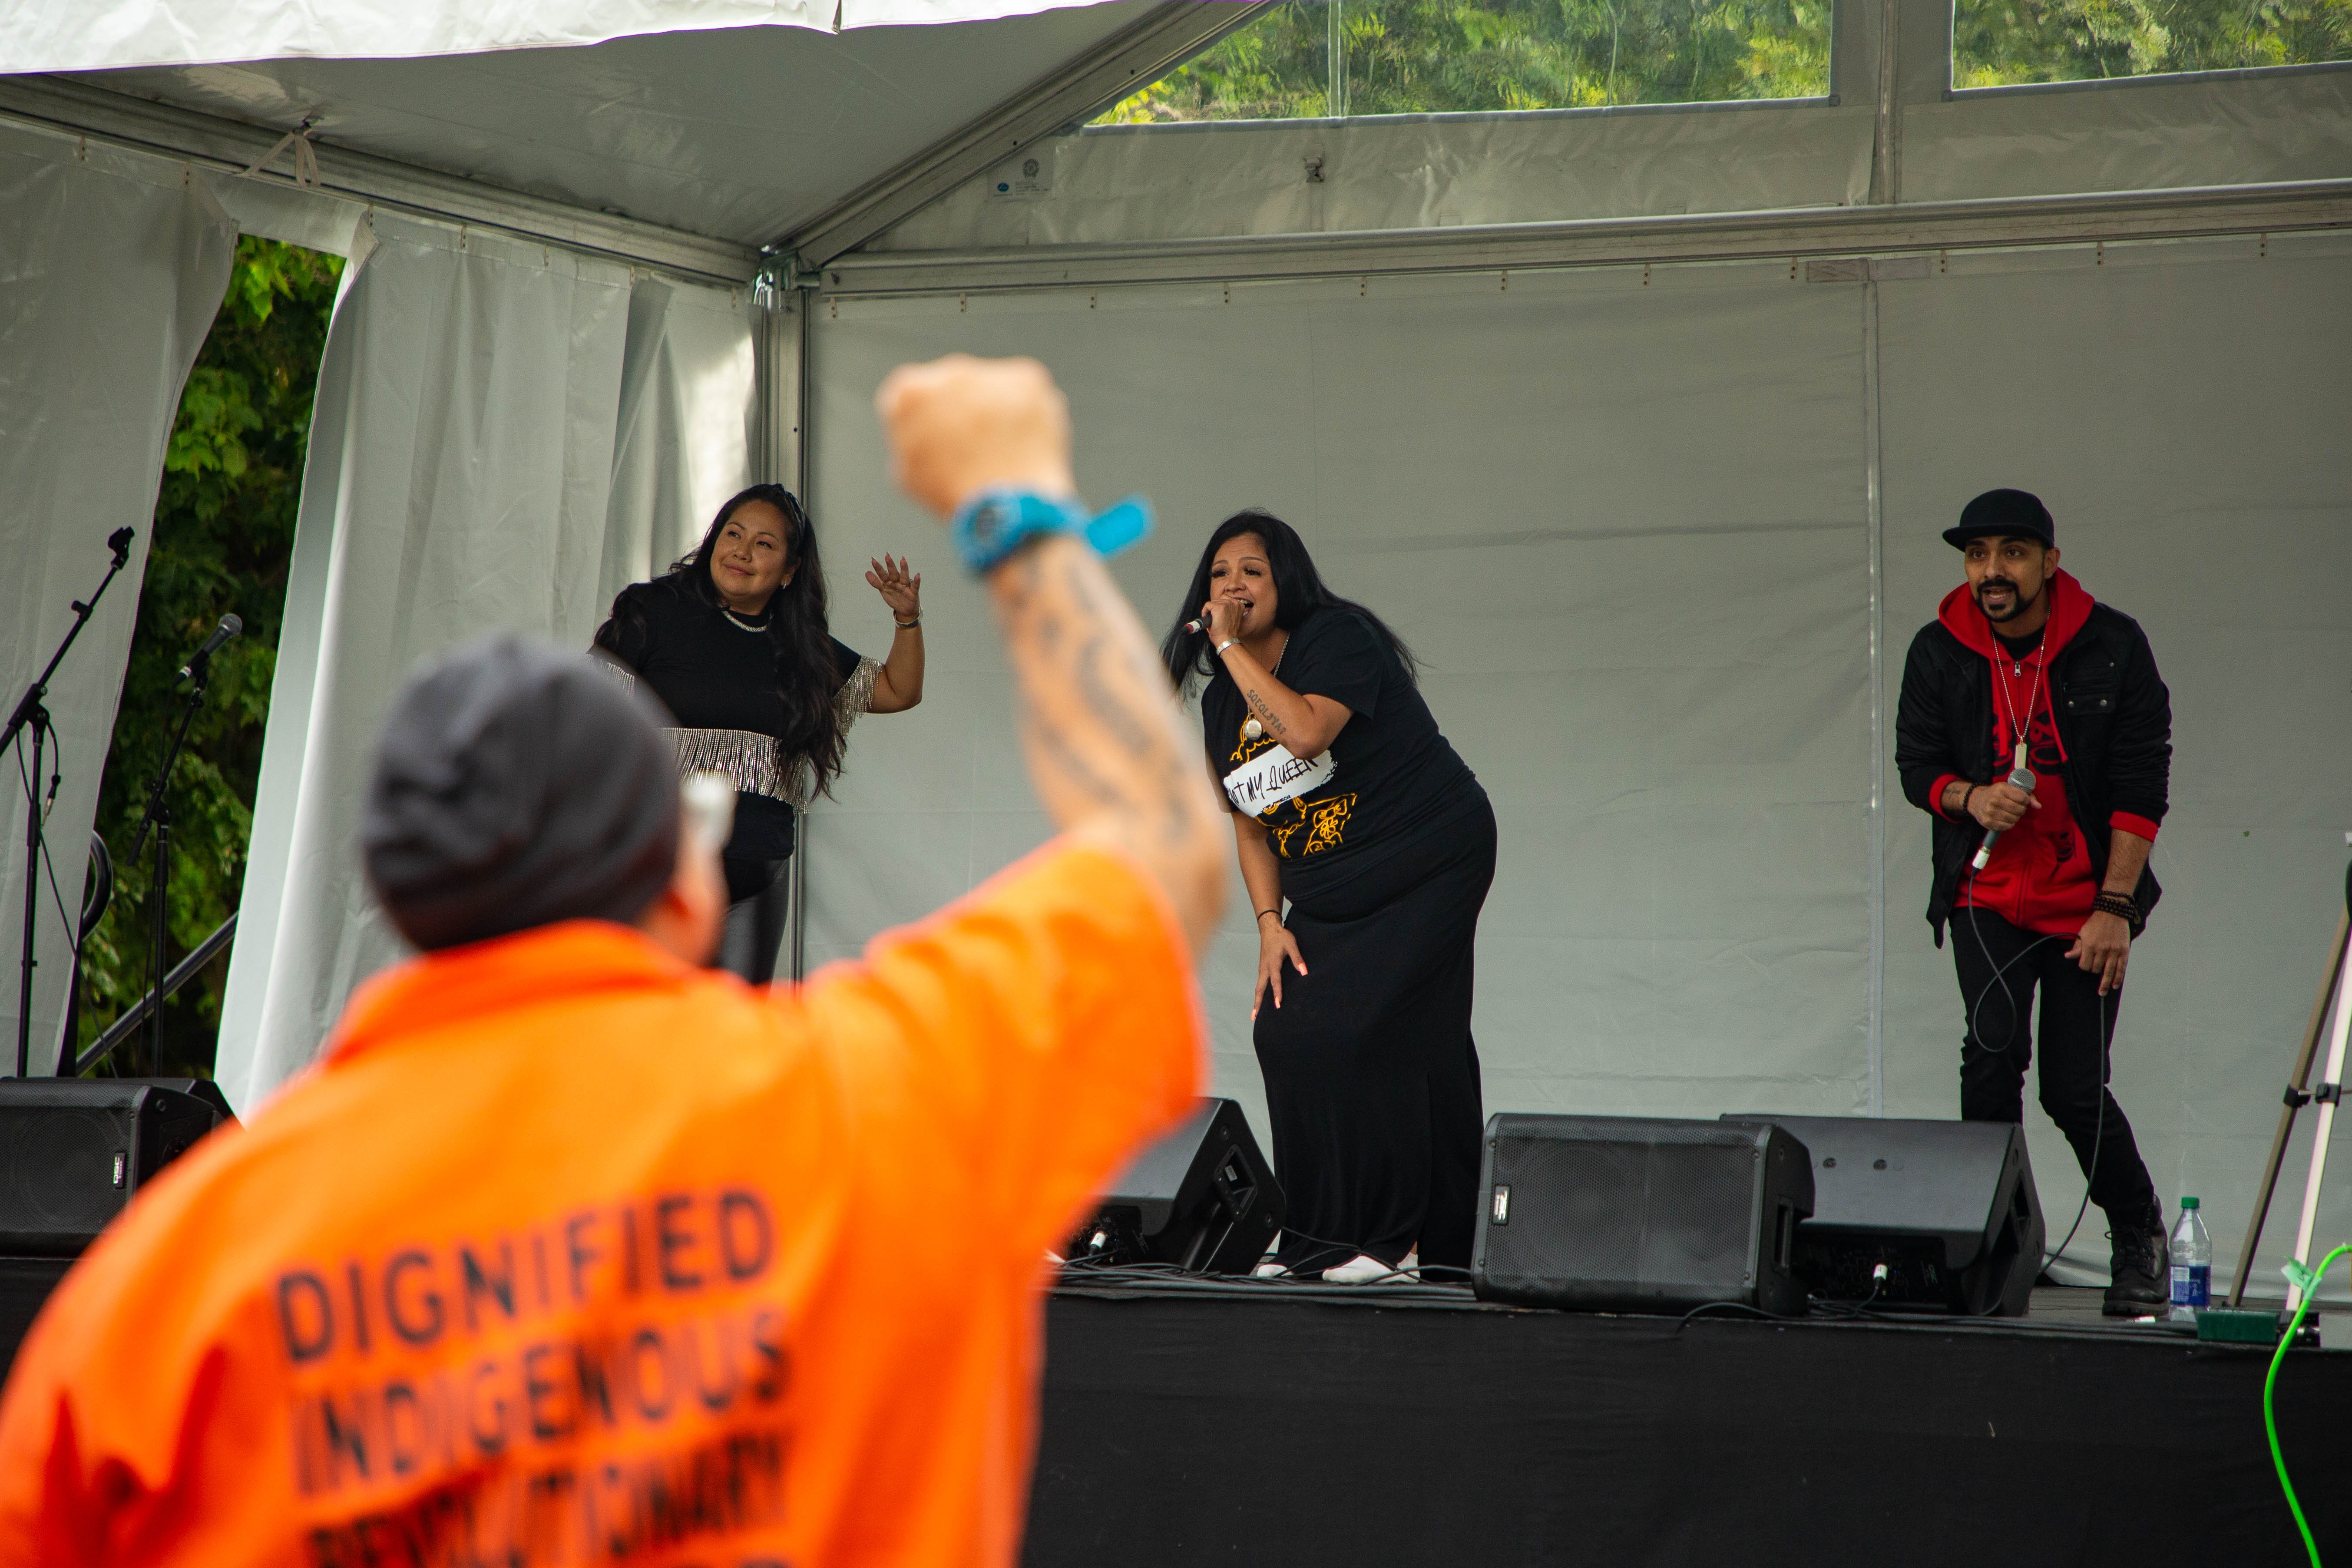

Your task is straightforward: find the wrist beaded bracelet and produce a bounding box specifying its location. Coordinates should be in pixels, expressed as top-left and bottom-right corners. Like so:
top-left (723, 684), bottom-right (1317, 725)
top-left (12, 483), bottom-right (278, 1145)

top-left (2093, 891), bottom-right (2140, 924)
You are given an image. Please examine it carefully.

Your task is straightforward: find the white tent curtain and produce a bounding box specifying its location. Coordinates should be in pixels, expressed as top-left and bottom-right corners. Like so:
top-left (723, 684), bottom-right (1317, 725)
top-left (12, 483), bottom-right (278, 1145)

top-left (215, 223), bottom-right (754, 1111)
top-left (0, 124), bottom-right (236, 1075)
top-left (215, 215), bottom-right (636, 1110)
top-left (600, 278), bottom-right (761, 612)
top-left (798, 230), bottom-right (2352, 1285)
top-left (0, 0), bottom-right (1120, 73)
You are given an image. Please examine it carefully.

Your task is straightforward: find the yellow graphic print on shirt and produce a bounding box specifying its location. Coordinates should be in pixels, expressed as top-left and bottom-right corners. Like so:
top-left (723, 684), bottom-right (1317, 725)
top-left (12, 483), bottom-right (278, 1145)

top-left (1231, 719), bottom-right (1355, 859)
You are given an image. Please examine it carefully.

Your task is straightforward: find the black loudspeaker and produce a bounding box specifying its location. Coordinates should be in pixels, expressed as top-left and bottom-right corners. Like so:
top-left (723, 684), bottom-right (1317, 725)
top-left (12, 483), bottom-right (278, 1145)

top-left (0, 1080), bottom-right (228, 1256)
top-left (1067, 1098), bottom-right (1284, 1274)
top-left (1472, 1115), bottom-right (1814, 1315)
top-left (1723, 1115), bottom-right (2044, 1317)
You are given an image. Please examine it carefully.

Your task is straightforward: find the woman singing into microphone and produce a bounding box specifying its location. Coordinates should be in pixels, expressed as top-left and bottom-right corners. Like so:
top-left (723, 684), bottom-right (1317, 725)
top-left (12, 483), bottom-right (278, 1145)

top-left (1164, 511), bottom-right (1495, 1283)
top-left (593, 483), bottom-right (923, 981)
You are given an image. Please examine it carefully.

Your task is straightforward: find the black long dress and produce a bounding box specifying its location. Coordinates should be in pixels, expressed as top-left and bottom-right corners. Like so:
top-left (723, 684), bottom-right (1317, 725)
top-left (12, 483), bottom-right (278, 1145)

top-left (1200, 607), bottom-right (1495, 1272)
top-left (593, 576), bottom-right (874, 980)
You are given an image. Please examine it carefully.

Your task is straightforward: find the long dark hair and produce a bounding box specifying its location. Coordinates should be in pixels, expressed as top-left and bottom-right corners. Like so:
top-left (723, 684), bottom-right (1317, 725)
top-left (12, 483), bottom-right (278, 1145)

top-left (600, 483), bottom-right (850, 797)
top-left (1161, 509), bottom-right (1416, 691)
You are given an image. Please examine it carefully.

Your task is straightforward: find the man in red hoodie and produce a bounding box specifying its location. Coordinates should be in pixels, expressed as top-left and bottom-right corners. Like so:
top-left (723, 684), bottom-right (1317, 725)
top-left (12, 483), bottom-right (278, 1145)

top-left (1895, 488), bottom-right (2172, 1316)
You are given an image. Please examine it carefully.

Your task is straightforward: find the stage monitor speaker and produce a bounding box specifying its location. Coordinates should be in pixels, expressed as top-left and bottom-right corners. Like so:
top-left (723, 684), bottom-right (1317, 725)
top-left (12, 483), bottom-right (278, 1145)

top-left (1067, 1098), bottom-right (1284, 1275)
top-left (1472, 1115), bottom-right (1813, 1315)
top-left (1721, 1115), bottom-right (2044, 1317)
top-left (0, 1080), bottom-right (228, 1256)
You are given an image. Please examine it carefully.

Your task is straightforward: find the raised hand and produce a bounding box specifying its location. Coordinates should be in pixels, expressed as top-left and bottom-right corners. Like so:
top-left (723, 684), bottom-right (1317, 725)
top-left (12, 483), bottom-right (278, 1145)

top-left (868, 554), bottom-right (923, 622)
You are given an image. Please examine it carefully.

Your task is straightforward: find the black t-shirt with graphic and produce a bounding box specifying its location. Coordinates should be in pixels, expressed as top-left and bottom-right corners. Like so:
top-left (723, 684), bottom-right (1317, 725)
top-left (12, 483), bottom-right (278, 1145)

top-left (1200, 607), bottom-right (1476, 891)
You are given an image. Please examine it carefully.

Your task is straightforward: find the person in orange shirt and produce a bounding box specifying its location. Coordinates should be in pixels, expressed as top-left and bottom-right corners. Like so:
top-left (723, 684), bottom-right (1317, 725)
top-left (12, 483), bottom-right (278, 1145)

top-left (0, 355), bottom-right (1228, 1568)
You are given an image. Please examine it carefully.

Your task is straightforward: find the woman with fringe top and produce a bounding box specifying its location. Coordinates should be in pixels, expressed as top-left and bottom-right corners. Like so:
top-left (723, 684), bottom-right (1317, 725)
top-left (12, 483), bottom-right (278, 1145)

top-left (593, 483), bottom-right (923, 980)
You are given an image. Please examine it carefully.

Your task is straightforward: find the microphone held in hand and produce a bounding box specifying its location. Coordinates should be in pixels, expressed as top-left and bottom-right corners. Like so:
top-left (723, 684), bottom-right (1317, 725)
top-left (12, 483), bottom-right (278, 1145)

top-left (179, 613), bottom-right (243, 681)
top-left (1182, 616), bottom-right (1207, 635)
top-left (1970, 763), bottom-right (2036, 871)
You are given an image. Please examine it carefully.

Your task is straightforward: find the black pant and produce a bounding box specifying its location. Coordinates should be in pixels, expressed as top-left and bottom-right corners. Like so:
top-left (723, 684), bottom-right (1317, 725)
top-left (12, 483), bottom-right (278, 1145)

top-left (1258, 793), bottom-right (1495, 1273)
top-left (719, 856), bottom-right (790, 985)
top-left (1952, 907), bottom-right (2157, 1221)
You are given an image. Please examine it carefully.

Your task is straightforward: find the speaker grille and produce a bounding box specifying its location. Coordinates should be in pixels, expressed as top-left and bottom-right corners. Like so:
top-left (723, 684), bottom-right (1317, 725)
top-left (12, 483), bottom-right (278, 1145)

top-left (3, 1104), bottom-right (131, 1235)
top-left (1477, 1117), bottom-right (1784, 1311)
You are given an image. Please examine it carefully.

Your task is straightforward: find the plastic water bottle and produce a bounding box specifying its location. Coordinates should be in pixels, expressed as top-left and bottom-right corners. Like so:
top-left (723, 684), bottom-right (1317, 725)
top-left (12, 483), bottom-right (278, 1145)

top-left (2168, 1197), bottom-right (2210, 1324)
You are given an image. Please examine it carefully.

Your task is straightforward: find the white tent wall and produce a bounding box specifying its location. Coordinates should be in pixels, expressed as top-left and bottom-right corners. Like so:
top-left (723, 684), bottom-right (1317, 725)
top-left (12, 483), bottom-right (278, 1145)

top-left (1872, 229), bottom-right (2352, 1285)
top-left (801, 262), bottom-right (1879, 1156)
top-left (797, 229), bottom-right (2351, 1284)
top-left (600, 278), bottom-right (762, 612)
top-left (216, 217), bottom-right (754, 1111)
top-left (0, 123), bottom-right (236, 1076)
top-left (873, 104), bottom-right (1878, 251)
top-left (880, 61), bottom-right (2350, 252)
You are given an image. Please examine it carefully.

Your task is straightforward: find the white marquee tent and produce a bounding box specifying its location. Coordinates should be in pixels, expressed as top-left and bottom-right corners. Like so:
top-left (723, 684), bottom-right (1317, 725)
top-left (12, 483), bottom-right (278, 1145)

top-left (1, 0), bottom-right (2346, 1291)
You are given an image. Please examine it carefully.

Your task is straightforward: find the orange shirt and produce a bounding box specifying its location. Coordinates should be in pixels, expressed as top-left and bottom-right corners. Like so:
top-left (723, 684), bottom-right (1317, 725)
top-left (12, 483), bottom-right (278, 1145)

top-left (0, 841), bottom-right (1200, 1568)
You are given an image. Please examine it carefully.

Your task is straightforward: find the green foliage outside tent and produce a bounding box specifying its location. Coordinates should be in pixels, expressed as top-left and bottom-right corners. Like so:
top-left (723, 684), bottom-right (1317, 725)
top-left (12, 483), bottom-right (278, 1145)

top-left (1954, 0), bottom-right (2350, 86)
top-left (1097, 0), bottom-right (2350, 122)
top-left (73, 237), bottom-right (341, 1080)
top-left (1099, 0), bottom-right (1830, 119)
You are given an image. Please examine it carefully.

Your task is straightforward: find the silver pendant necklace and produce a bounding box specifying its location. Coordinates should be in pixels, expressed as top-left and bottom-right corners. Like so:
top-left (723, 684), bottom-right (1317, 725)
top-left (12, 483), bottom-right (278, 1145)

top-left (1241, 632), bottom-right (1289, 741)
top-left (722, 605), bottom-right (769, 632)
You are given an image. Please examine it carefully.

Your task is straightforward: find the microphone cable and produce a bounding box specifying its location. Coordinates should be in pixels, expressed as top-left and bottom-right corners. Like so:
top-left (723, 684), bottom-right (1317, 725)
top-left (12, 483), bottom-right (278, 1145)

top-left (1960, 863), bottom-right (2108, 1279)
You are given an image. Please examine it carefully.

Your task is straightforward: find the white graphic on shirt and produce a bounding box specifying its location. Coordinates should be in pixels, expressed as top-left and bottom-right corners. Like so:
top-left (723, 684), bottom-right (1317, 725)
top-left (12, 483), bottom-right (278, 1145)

top-left (1223, 744), bottom-right (1335, 817)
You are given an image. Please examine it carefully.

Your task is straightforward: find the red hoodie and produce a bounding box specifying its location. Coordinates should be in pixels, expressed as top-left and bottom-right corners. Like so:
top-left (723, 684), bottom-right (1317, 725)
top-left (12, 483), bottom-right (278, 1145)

top-left (1929, 569), bottom-right (2161, 937)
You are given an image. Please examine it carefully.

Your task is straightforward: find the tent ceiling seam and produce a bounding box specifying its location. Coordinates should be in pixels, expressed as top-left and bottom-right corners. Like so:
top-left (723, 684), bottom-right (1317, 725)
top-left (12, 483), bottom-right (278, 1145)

top-left (0, 76), bottom-right (760, 284)
top-left (817, 179), bottom-right (2352, 295)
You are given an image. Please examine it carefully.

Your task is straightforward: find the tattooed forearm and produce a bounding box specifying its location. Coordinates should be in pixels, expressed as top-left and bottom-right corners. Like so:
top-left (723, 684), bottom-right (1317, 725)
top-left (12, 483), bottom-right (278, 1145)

top-left (987, 536), bottom-right (1226, 951)
top-left (1076, 635), bottom-right (1158, 758)
top-left (1243, 686), bottom-right (1288, 738)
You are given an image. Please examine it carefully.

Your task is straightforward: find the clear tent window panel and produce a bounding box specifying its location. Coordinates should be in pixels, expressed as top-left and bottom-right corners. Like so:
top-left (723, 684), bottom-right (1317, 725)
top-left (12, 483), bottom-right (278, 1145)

top-left (1953, 0), bottom-right (2352, 87)
top-left (1092, 0), bottom-right (1832, 124)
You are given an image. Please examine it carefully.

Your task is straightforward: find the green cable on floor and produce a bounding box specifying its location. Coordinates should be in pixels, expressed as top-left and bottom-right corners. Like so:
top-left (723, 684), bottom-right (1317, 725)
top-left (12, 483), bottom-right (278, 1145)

top-left (2267, 1241), bottom-right (2351, 1566)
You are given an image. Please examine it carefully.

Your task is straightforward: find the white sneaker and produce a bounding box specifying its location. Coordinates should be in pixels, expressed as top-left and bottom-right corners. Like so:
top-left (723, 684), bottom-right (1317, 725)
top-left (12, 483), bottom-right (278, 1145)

top-left (1321, 1254), bottom-right (1399, 1284)
top-left (1252, 1260), bottom-right (1288, 1278)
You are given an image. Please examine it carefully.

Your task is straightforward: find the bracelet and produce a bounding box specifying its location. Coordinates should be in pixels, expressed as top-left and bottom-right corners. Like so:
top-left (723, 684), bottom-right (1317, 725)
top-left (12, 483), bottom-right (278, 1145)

top-left (894, 617), bottom-right (921, 630)
top-left (1217, 638), bottom-right (1241, 655)
top-left (1957, 784), bottom-right (1978, 818)
top-left (1255, 909), bottom-right (1281, 924)
top-left (2093, 891), bottom-right (2141, 924)
top-left (949, 488), bottom-right (1154, 575)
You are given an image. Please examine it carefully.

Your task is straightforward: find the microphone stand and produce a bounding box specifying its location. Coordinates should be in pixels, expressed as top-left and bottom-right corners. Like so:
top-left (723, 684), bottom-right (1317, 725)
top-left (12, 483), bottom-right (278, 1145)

top-left (9, 528), bottom-right (136, 1079)
top-left (125, 642), bottom-right (225, 1078)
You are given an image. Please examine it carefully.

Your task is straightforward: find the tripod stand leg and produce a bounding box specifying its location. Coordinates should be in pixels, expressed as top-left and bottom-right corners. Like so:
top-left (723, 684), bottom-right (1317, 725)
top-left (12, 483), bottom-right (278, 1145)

top-left (2231, 912), bottom-right (2349, 1307)
top-left (15, 716), bottom-right (45, 1080)
top-left (2286, 920), bottom-right (2352, 1312)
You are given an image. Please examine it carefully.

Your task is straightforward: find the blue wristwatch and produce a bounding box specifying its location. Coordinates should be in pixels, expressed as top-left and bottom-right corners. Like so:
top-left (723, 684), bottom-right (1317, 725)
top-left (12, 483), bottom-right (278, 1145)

top-left (950, 488), bottom-right (1153, 575)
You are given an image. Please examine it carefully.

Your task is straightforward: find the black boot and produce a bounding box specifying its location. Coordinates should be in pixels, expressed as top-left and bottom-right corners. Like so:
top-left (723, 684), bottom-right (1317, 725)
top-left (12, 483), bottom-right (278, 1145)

top-left (2103, 1203), bottom-right (2169, 1318)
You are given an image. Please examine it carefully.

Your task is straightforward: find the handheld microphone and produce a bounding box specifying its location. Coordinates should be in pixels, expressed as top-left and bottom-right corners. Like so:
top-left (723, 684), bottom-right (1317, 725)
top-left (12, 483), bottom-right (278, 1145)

top-left (1182, 616), bottom-right (1207, 635)
top-left (179, 613), bottom-right (243, 680)
top-left (1970, 762), bottom-right (2036, 871)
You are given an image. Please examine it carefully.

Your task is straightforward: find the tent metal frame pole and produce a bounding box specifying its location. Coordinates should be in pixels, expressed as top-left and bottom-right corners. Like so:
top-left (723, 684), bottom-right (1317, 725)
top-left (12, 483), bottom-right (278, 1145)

top-left (782, 0), bottom-right (1277, 271)
top-left (750, 274), bottom-right (816, 986)
top-left (0, 75), bottom-right (758, 285)
top-left (817, 177), bottom-right (2352, 296)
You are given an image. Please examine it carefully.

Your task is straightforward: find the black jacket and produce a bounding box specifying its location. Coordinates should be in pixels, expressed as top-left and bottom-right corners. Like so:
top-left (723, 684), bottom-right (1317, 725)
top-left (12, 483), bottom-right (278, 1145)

top-left (1894, 601), bottom-right (2171, 945)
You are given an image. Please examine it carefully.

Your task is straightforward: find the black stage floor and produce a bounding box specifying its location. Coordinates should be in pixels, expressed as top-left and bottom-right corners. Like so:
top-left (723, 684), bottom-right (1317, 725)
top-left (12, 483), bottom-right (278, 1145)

top-left (1025, 1275), bottom-right (2352, 1567)
top-left (7, 1260), bottom-right (2345, 1562)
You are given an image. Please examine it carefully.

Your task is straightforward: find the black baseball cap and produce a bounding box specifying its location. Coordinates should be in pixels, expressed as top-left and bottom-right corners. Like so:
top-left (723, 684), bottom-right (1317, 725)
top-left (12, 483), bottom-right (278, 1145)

top-left (1944, 489), bottom-right (2055, 549)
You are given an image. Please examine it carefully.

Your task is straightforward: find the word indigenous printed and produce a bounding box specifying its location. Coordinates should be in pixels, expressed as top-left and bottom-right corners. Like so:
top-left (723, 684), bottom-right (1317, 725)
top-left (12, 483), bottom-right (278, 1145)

top-left (275, 1184), bottom-right (794, 1568)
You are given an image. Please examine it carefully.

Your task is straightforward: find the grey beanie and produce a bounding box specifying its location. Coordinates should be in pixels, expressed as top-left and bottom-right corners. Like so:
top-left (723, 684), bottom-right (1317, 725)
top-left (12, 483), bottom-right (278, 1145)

top-left (362, 634), bottom-right (680, 951)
